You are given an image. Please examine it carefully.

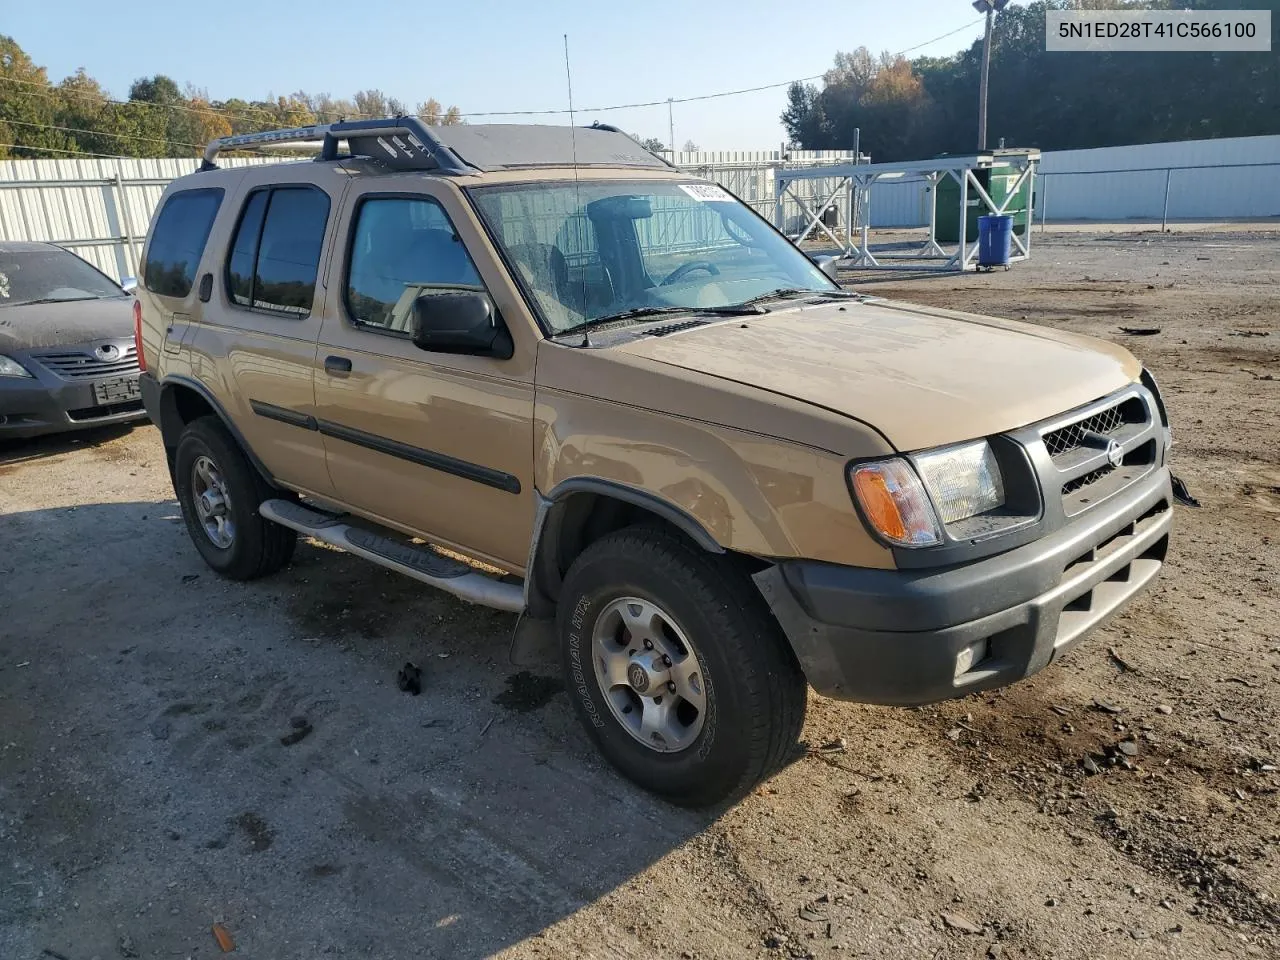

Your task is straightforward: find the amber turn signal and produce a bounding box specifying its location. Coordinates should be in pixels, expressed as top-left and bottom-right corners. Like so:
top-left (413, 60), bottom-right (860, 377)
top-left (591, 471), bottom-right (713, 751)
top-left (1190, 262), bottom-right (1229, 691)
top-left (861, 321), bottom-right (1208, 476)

top-left (849, 459), bottom-right (942, 548)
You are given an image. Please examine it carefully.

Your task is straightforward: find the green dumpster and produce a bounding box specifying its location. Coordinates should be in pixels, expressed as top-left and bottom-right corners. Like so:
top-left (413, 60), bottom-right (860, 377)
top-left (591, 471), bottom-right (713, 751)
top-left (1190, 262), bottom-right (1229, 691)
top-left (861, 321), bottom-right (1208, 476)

top-left (935, 152), bottom-right (1034, 244)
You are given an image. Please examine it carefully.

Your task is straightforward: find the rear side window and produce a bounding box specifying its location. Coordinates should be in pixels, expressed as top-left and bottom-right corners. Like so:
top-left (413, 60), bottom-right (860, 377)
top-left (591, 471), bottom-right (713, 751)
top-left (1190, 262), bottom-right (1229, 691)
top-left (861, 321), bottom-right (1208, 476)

top-left (225, 186), bottom-right (330, 317)
top-left (143, 188), bottom-right (223, 298)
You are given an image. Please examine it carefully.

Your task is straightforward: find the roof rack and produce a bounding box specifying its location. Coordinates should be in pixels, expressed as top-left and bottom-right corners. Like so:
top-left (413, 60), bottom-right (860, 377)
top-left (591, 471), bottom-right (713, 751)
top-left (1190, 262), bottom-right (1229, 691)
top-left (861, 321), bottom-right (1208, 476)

top-left (200, 117), bottom-right (474, 174)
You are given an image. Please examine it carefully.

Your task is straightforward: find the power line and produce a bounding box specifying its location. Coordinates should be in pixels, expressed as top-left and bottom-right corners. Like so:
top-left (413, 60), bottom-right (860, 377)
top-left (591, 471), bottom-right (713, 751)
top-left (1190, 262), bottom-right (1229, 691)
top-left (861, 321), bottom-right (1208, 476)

top-left (0, 141), bottom-right (131, 160)
top-left (458, 18), bottom-right (985, 118)
top-left (0, 117), bottom-right (204, 150)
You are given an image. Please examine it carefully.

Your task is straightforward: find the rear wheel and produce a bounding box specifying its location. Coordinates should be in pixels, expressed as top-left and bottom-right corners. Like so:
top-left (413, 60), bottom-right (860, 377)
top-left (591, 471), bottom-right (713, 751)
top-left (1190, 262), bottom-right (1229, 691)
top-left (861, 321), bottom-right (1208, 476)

top-left (558, 526), bottom-right (807, 807)
top-left (174, 416), bottom-right (296, 580)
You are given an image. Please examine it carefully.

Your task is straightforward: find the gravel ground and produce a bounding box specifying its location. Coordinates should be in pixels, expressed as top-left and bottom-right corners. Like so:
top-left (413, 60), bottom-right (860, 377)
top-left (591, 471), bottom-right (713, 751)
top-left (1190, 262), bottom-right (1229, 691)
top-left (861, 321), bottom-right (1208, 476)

top-left (1, 229), bottom-right (1277, 960)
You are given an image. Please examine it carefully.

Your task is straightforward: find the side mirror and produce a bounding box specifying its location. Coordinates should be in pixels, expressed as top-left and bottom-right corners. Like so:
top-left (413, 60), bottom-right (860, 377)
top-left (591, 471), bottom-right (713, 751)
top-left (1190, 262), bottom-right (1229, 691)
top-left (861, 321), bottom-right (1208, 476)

top-left (811, 255), bottom-right (841, 283)
top-left (120, 277), bottom-right (138, 295)
top-left (411, 290), bottom-right (512, 359)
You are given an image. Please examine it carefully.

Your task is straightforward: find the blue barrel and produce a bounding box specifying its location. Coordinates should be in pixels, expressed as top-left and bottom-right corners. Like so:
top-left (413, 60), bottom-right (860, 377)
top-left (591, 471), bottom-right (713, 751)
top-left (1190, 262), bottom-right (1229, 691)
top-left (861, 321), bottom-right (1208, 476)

top-left (977, 214), bottom-right (1014, 269)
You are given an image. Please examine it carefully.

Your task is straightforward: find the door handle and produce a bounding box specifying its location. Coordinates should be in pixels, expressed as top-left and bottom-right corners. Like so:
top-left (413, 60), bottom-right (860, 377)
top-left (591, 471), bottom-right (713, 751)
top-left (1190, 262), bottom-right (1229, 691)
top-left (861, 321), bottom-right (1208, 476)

top-left (324, 355), bottom-right (353, 375)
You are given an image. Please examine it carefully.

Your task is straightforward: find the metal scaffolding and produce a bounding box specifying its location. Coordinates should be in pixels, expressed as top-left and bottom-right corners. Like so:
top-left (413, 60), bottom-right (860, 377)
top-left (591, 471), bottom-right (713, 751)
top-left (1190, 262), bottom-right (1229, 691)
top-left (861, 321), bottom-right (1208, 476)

top-left (775, 151), bottom-right (1041, 271)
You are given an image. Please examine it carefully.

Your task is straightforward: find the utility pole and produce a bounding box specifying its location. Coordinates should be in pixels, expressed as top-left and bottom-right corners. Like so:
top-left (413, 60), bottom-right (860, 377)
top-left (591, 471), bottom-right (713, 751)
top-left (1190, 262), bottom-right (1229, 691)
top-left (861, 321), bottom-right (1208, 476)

top-left (973, 0), bottom-right (1010, 151)
top-left (668, 98), bottom-right (675, 155)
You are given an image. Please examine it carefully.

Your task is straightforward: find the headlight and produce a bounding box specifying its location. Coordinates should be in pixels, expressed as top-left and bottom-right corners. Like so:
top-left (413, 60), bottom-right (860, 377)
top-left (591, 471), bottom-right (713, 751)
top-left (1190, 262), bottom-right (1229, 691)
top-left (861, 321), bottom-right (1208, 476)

top-left (850, 440), bottom-right (1006, 549)
top-left (913, 440), bottom-right (1005, 523)
top-left (849, 458), bottom-right (943, 547)
top-left (0, 355), bottom-right (33, 378)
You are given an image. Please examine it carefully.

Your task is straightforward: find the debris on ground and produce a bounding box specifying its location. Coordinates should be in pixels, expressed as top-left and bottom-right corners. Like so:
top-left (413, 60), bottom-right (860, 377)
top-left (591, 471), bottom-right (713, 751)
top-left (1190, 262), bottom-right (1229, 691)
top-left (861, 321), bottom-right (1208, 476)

top-left (1172, 476), bottom-right (1202, 508)
top-left (1092, 700), bottom-right (1124, 715)
top-left (817, 737), bottom-right (848, 753)
top-left (1108, 647), bottom-right (1137, 673)
top-left (1156, 704), bottom-right (1174, 715)
top-left (212, 922), bottom-right (235, 952)
top-left (279, 716), bottom-right (313, 746)
top-left (118, 933), bottom-right (139, 957)
top-left (798, 902), bottom-right (828, 922)
top-left (1120, 327), bottom-right (1162, 336)
top-left (181, 574), bottom-right (200, 584)
top-left (396, 662), bottom-right (423, 696)
top-left (941, 912), bottom-right (984, 934)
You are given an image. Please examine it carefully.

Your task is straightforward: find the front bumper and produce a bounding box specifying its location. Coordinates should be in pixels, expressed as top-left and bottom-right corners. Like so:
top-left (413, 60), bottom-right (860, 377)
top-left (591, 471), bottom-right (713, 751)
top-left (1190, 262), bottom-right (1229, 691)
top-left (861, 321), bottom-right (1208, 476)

top-left (755, 466), bottom-right (1173, 706)
top-left (0, 371), bottom-right (146, 442)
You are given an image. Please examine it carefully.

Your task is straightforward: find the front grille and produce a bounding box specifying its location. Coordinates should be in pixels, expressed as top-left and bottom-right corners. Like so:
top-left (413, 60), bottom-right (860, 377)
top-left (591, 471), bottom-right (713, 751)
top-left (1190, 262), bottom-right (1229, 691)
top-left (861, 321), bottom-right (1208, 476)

top-left (33, 345), bottom-right (140, 380)
top-left (1063, 465), bottom-right (1115, 495)
top-left (66, 399), bottom-right (144, 421)
top-left (1043, 396), bottom-right (1146, 460)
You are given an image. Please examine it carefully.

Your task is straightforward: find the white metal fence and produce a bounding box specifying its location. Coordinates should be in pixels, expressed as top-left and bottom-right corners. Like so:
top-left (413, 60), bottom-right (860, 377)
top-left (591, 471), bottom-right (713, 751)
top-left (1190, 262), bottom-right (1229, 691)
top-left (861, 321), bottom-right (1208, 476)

top-left (2, 136), bottom-right (1277, 282)
top-left (864, 134), bottom-right (1280, 228)
top-left (0, 150), bottom-right (858, 283)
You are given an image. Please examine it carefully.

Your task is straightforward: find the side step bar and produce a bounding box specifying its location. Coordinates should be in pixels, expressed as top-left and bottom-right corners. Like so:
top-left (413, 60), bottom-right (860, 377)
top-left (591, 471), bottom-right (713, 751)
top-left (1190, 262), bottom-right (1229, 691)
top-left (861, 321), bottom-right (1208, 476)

top-left (259, 499), bottom-right (524, 613)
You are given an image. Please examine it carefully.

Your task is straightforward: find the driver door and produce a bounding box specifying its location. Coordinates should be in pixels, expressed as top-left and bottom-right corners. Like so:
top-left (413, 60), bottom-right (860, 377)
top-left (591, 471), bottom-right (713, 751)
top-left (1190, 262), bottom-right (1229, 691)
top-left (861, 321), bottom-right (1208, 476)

top-left (312, 177), bottom-right (536, 570)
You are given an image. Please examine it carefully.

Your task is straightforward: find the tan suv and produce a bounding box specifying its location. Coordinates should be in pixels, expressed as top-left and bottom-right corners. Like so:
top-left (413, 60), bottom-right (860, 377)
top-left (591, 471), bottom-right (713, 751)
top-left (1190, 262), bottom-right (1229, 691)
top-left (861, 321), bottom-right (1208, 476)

top-left (135, 119), bottom-right (1174, 806)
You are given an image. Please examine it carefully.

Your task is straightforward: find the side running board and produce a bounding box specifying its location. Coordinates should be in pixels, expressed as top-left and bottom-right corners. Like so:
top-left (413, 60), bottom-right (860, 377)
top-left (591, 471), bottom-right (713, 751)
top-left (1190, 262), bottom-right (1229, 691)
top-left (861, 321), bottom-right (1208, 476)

top-left (259, 499), bottom-right (524, 613)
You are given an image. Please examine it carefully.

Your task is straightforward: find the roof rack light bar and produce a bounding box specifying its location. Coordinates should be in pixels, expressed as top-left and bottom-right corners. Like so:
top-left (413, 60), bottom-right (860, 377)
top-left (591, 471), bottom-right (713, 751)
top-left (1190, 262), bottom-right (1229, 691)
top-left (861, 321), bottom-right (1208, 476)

top-left (200, 117), bottom-right (474, 174)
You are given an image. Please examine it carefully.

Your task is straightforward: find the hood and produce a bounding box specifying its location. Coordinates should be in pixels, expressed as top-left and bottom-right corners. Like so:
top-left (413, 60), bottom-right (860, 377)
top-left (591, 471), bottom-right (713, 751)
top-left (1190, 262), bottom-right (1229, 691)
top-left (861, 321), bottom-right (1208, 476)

top-left (616, 298), bottom-right (1141, 452)
top-left (0, 297), bottom-right (135, 352)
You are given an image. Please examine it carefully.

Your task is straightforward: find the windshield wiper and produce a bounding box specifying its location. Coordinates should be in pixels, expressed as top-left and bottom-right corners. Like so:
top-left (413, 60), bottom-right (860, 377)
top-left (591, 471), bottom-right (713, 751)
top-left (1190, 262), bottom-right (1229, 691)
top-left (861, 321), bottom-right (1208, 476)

top-left (5, 295), bottom-right (100, 307)
top-left (732, 287), bottom-right (864, 309)
top-left (557, 303), bottom-right (764, 339)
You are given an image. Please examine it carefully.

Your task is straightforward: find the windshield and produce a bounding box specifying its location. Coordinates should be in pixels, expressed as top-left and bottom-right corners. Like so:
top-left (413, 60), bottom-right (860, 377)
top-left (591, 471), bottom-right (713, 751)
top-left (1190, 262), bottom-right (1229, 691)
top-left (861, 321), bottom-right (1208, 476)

top-left (469, 180), bottom-right (836, 334)
top-left (0, 248), bottom-right (124, 306)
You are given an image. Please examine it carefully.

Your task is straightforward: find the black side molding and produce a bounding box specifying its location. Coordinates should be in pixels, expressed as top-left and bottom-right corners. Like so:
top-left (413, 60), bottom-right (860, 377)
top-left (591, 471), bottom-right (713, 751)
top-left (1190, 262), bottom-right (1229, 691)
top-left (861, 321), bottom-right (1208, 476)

top-left (245, 399), bottom-right (521, 495)
top-left (316, 418), bottom-right (522, 495)
top-left (249, 399), bottom-right (317, 430)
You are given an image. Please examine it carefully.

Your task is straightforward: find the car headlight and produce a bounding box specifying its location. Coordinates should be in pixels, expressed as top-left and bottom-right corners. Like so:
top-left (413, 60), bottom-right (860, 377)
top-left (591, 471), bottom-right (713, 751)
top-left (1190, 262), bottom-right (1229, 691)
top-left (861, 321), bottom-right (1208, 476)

top-left (0, 355), bottom-right (33, 378)
top-left (849, 440), bottom-right (1006, 548)
top-left (913, 440), bottom-right (1005, 524)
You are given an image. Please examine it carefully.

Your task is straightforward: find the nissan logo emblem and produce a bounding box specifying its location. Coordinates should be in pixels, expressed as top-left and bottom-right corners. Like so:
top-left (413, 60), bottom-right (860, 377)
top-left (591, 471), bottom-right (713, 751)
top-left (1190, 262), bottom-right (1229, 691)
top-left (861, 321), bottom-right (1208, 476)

top-left (94, 344), bottom-right (121, 362)
top-left (1106, 440), bottom-right (1125, 469)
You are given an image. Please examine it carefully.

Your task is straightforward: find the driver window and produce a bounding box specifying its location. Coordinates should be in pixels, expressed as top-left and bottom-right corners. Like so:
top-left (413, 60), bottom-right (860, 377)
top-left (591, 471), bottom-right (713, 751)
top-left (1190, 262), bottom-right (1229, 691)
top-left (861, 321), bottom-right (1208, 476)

top-left (345, 196), bottom-right (483, 332)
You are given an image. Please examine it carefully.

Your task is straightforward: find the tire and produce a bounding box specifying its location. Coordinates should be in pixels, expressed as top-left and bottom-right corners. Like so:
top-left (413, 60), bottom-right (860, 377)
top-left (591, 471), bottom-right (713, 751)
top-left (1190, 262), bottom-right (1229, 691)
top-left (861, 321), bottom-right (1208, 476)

top-left (174, 415), bottom-right (296, 581)
top-left (558, 525), bottom-right (807, 807)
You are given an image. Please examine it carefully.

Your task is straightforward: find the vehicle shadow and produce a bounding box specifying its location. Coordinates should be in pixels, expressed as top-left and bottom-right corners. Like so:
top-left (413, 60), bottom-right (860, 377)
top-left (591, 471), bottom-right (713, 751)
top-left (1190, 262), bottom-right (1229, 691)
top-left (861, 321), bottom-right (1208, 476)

top-left (1, 500), bottom-right (753, 960)
top-left (0, 422), bottom-right (144, 469)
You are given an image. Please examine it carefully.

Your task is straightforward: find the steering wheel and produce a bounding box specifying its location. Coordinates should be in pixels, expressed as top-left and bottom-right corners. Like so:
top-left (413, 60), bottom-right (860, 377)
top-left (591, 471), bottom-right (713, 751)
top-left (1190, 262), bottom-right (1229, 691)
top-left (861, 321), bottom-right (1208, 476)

top-left (661, 261), bottom-right (720, 286)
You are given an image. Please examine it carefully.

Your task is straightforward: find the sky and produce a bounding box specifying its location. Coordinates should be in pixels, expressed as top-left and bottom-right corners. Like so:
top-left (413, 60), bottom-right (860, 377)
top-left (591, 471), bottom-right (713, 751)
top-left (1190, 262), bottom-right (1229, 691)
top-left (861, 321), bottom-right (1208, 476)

top-left (7, 0), bottom-right (989, 150)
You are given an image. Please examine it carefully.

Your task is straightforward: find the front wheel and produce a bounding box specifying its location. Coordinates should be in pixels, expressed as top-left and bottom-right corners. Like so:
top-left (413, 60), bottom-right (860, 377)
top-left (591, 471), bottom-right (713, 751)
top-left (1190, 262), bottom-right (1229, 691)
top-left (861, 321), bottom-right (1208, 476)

top-left (558, 526), bottom-right (807, 807)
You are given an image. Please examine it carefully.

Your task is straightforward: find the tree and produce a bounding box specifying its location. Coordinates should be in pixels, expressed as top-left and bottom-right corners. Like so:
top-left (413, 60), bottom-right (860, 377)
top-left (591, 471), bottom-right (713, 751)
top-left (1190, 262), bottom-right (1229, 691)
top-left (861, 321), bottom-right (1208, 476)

top-left (631, 134), bottom-right (665, 152)
top-left (0, 35), bottom-right (75, 158)
top-left (781, 1), bottom-right (1280, 159)
top-left (682, 139), bottom-right (699, 152)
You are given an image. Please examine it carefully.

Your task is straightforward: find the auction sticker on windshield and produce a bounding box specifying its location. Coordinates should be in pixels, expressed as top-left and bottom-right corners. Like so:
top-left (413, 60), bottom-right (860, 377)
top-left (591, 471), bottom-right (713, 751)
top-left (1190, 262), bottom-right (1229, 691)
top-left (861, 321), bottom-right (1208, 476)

top-left (680, 184), bottom-right (734, 203)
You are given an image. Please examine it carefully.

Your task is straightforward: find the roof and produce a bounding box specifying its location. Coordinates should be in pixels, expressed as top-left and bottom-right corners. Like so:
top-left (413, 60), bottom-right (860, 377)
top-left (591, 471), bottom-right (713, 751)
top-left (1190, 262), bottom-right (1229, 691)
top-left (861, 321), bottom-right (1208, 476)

top-left (201, 118), bottom-right (672, 175)
top-left (431, 124), bottom-right (669, 172)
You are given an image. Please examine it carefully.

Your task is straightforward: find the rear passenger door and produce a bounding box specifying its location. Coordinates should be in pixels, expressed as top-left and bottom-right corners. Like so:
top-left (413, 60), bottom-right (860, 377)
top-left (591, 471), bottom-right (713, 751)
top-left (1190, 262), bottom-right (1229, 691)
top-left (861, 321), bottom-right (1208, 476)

top-left (189, 175), bottom-right (341, 498)
top-left (312, 179), bottom-right (536, 570)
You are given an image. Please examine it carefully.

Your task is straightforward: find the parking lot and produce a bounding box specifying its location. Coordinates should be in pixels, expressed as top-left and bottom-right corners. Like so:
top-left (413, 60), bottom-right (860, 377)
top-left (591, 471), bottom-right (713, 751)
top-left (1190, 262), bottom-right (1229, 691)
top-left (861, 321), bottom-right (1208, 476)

top-left (1, 228), bottom-right (1276, 960)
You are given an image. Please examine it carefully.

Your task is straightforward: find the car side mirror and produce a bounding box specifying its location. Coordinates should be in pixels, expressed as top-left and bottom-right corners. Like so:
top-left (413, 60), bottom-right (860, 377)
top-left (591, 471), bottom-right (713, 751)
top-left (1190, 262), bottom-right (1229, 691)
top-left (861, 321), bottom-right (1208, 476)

top-left (120, 277), bottom-right (138, 295)
top-left (811, 255), bottom-right (840, 283)
top-left (411, 290), bottom-right (512, 359)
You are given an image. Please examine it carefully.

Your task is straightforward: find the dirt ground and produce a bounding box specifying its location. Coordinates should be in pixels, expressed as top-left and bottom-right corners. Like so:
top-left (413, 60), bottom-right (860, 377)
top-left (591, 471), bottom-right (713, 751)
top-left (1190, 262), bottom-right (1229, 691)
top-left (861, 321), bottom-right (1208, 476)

top-left (1, 229), bottom-right (1276, 960)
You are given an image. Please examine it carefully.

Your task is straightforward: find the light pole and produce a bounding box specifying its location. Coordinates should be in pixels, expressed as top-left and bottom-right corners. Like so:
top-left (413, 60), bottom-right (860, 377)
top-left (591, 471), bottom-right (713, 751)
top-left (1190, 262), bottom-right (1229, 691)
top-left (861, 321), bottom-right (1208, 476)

top-left (972, 0), bottom-right (1010, 151)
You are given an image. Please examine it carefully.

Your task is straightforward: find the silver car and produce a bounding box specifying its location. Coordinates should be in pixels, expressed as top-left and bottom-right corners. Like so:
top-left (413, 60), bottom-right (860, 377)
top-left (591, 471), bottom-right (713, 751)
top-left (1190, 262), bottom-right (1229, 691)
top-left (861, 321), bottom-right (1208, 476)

top-left (0, 242), bottom-right (147, 439)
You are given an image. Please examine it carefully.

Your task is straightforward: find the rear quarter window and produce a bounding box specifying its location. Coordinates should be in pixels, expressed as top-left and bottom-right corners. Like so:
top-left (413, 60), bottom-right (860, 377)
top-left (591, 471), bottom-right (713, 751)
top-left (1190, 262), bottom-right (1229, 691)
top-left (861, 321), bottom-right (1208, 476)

top-left (143, 188), bottom-right (224, 298)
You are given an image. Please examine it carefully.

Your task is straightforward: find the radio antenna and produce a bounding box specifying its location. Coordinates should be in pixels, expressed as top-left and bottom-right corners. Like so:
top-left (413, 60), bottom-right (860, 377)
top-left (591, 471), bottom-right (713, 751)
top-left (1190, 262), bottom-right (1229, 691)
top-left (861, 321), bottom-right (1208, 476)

top-left (564, 34), bottom-right (591, 347)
